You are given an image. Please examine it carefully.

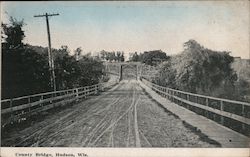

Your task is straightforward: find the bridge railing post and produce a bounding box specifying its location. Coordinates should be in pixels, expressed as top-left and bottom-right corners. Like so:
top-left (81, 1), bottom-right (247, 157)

top-left (95, 85), bottom-right (98, 94)
top-left (173, 91), bottom-right (176, 103)
top-left (167, 88), bottom-right (170, 99)
top-left (87, 86), bottom-right (89, 96)
top-left (242, 104), bottom-right (246, 132)
top-left (76, 88), bottom-right (79, 101)
top-left (220, 100), bottom-right (224, 125)
top-left (205, 98), bottom-right (209, 118)
top-left (28, 97), bottom-right (31, 114)
top-left (51, 93), bottom-right (55, 108)
top-left (40, 95), bottom-right (44, 108)
top-left (83, 87), bottom-right (86, 98)
top-left (10, 99), bottom-right (13, 124)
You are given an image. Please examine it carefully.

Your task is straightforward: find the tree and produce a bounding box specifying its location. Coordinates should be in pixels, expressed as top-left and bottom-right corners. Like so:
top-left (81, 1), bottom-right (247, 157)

top-left (1, 16), bottom-right (105, 99)
top-left (121, 52), bottom-right (125, 62)
top-left (129, 52), bottom-right (139, 62)
top-left (141, 50), bottom-right (169, 66)
top-left (76, 57), bottom-right (104, 86)
top-left (2, 46), bottom-right (51, 98)
top-left (100, 50), bottom-right (107, 61)
top-left (74, 47), bottom-right (82, 61)
top-left (1, 16), bottom-right (25, 49)
top-left (155, 39), bottom-right (238, 99)
top-left (116, 51), bottom-right (121, 62)
top-left (110, 51), bottom-right (116, 62)
top-left (1, 17), bottom-right (51, 99)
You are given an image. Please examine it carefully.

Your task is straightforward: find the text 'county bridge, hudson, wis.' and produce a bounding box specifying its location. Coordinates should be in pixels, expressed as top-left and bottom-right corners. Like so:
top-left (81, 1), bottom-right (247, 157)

top-left (1, 62), bottom-right (250, 147)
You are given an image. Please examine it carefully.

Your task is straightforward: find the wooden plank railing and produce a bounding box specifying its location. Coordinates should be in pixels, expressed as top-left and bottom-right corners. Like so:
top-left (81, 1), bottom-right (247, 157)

top-left (106, 71), bottom-right (120, 76)
top-left (141, 78), bottom-right (250, 135)
top-left (1, 81), bottom-right (117, 127)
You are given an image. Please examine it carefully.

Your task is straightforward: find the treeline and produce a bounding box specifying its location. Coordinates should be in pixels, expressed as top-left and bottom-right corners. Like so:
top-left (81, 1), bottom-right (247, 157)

top-left (153, 40), bottom-right (249, 102)
top-left (100, 50), bottom-right (125, 62)
top-left (129, 50), bottom-right (169, 66)
top-left (1, 17), bottom-right (104, 99)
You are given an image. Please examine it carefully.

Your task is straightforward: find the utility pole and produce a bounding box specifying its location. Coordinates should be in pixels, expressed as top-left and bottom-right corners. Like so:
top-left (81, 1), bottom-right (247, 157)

top-left (34, 13), bottom-right (59, 92)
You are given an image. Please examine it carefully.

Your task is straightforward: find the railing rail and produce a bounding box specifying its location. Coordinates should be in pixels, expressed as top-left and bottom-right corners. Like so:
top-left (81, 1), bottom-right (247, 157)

top-left (1, 81), bottom-right (117, 127)
top-left (141, 78), bottom-right (250, 135)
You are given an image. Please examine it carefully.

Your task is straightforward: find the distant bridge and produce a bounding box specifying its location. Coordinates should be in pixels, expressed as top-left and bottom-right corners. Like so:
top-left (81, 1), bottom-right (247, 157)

top-left (104, 62), bottom-right (158, 81)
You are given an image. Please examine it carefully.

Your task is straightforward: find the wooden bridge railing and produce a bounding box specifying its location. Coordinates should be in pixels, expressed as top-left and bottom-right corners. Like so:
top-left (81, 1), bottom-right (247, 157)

top-left (141, 78), bottom-right (250, 136)
top-left (1, 81), bottom-right (116, 127)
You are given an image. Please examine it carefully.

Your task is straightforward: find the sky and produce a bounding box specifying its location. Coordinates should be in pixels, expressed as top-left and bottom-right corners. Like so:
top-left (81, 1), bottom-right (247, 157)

top-left (1, 1), bottom-right (250, 59)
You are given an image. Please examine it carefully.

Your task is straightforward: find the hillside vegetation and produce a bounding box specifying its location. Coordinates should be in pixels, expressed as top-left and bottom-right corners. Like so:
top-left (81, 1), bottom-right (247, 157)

top-left (1, 17), bottom-right (103, 99)
top-left (153, 40), bottom-right (249, 102)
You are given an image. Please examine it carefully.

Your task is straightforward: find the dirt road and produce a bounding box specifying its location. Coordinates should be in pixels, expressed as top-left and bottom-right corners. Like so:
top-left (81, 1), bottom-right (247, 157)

top-left (2, 80), bottom-right (220, 147)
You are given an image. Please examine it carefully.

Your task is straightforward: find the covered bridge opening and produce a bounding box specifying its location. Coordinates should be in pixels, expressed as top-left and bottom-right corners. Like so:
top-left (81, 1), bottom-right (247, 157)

top-left (119, 64), bottom-right (138, 81)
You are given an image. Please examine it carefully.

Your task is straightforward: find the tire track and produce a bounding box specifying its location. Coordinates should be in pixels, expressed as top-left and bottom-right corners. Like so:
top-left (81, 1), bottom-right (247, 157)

top-left (15, 85), bottom-right (123, 146)
top-left (86, 84), bottom-right (135, 147)
top-left (38, 83), bottom-right (130, 146)
top-left (84, 115), bottom-right (109, 146)
top-left (108, 119), bottom-right (115, 147)
top-left (6, 80), bottom-right (148, 147)
top-left (91, 84), bottom-right (142, 147)
top-left (134, 95), bottom-right (141, 147)
top-left (20, 83), bottom-right (126, 146)
top-left (139, 129), bottom-right (152, 147)
top-left (90, 88), bottom-right (137, 146)
top-left (126, 109), bottom-right (132, 147)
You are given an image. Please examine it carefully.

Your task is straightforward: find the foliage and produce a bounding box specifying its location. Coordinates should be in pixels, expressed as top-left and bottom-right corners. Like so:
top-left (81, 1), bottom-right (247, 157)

top-left (141, 50), bottom-right (169, 66)
top-left (129, 52), bottom-right (140, 62)
top-left (231, 60), bottom-right (250, 102)
top-left (155, 40), bottom-right (238, 99)
top-left (129, 50), bottom-right (169, 66)
top-left (74, 47), bottom-right (82, 61)
top-left (2, 44), bottom-right (104, 99)
top-left (1, 47), bottom-right (51, 98)
top-left (100, 50), bottom-right (125, 62)
top-left (53, 47), bottom-right (104, 90)
top-left (1, 17), bottom-right (25, 49)
top-left (1, 18), bottom-right (104, 99)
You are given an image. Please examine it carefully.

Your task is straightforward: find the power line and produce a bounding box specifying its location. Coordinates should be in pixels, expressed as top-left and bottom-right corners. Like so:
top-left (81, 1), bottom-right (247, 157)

top-left (34, 13), bottom-right (59, 92)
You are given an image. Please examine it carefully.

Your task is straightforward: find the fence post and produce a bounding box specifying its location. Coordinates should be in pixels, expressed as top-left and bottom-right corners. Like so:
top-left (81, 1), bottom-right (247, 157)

top-left (52, 93), bottom-right (55, 108)
top-left (205, 98), bottom-right (209, 118)
top-left (76, 88), bottom-right (79, 101)
top-left (84, 87), bottom-right (87, 98)
top-left (170, 90), bottom-right (172, 101)
top-left (174, 91), bottom-right (177, 103)
top-left (220, 101), bottom-right (224, 125)
top-left (164, 88), bottom-right (167, 98)
top-left (50, 93), bottom-right (53, 104)
top-left (41, 95), bottom-right (44, 107)
top-left (10, 99), bottom-right (14, 124)
top-left (186, 94), bottom-right (190, 109)
top-left (95, 85), bottom-right (98, 94)
top-left (242, 105), bottom-right (246, 131)
top-left (101, 83), bottom-right (104, 91)
top-left (28, 97), bottom-right (31, 113)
